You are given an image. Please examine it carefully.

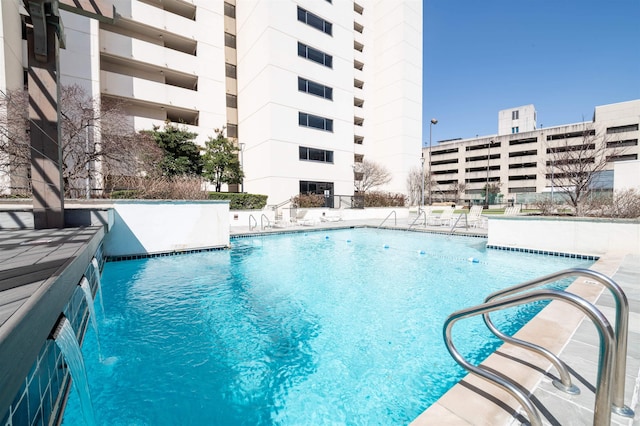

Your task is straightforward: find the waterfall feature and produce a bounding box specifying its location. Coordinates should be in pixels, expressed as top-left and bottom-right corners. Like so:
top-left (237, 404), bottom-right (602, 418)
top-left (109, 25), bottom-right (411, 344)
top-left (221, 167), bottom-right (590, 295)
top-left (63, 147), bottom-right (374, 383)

top-left (51, 316), bottom-right (97, 426)
top-left (91, 257), bottom-right (105, 315)
top-left (79, 277), bottom-right (102, 359)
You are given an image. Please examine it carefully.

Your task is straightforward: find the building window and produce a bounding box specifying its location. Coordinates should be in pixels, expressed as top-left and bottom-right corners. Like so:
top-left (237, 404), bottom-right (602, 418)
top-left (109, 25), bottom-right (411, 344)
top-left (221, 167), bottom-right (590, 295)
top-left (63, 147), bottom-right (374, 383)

top-left (512, 110), bottom-right (519, 120)
top-left (298, 77), bottom-right (333, 100)
top-left (224, 33), bottom-right (236, 48)
top-left (226, 124), bottom-right (238, 138)
top-left (299, 146), bottom-right (334, 163)
top-left (607, 124), bottom-right (639, 134)
top-left (225, 63), bottom-right (236, 78)
top-left (299, 112), bottom-right (333, 132)
top-left (607, 154), bottom-right (638, 162)
top-left (225, 94), bottom-right (237, 108)
top-left (297, 7), bottom-right (332, 35)
top-left (224, 2), bottom-right (235, 18)
top-left (511, 126), bottom-right (519, 134)
top-left (298, 42), bottom-right (333, 68)
top-left (606, 139), bottom-right (638, 148)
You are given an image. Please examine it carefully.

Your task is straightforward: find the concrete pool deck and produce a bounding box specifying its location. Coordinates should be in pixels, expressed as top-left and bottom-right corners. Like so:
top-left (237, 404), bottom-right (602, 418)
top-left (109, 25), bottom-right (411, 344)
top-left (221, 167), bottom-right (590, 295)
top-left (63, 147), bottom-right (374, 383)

top-left (1, 218), bottom-right (638, 425)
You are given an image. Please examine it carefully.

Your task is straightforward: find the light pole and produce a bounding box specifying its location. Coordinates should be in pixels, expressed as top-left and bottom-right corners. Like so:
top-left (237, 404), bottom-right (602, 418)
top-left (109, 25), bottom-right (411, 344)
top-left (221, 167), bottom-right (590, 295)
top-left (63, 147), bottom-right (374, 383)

top-left (428, 118), bottom-right (438, 205)
top-left (420, 154), bottom-right (425, 211)
top-left (239, 142), bottom-right (245, 193)
top-left (485, 140), bottom-right (492, 208)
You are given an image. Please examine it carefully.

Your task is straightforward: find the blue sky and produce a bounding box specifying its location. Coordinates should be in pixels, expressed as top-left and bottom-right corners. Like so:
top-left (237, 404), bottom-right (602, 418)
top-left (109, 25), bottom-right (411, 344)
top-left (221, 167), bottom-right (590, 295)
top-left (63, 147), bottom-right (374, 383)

top-left (422, 0), bottom-right (640, 145)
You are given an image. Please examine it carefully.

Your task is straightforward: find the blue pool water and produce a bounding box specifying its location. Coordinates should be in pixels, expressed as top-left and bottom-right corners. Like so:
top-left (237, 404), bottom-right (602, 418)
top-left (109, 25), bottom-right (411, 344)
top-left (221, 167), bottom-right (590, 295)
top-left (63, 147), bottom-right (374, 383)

top-left (64, 228), bottom-right (593, 425)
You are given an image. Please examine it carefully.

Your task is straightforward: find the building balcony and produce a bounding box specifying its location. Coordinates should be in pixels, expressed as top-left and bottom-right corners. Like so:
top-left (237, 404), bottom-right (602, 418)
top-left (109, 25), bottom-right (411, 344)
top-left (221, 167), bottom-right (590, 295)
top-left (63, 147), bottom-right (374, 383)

top-left (100, 70), bottom-right (198, 112)
top-left (100, 30), bottom-right (197, 76)
top-left (112, 0), bottom-right (197, 41)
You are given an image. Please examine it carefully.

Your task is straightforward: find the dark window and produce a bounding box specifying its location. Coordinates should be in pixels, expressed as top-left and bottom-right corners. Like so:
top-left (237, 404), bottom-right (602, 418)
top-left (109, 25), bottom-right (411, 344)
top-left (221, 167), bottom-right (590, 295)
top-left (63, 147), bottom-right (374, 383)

top-left (225, 94), bottom-right (237, 108)
top-left (299, 112), bottom-right (333, 132)
top-left (509, 150), bottom-right (537, 157)
top-left (433, 169), bottom-right (459, 175)
top-left (298, 42), bottom-right (332, 68)
top-left (465, 154), bottom-right (500, 162)
top-left (546, 144), bottom-right (595, 154)
top-left (606, 124), bottom-right (638, 134)
top-left (298, 77), bottom-right (333, 100)
top-left (224, 2), bottom-right (235, 18)
top-left (226, 124), bottom-right (238, 138)
top-left (508, 162), bottom-right (537, 169)
top-left (431, 158), bottom-right (459, 166)
top-left (466, 142), bottom-right (501, 151)
top-left (431, 147), bottom-right (459, 156)
top-left (465, 165), bottom-right (500, 172)
top-left (509, 137), bottom-right (537, 146)
top-left (508, 175), bottom-right (536, 181)
top-left (224, 33), bottom-right (236, 48)
top-left (297, 7), bottom-right (332, 35)
top-left (547, 130), bottom-right (595, 140)
top-left (607, 154), bottom-right (638, 162)
top-left (607, 139), bottom-right (638, 148)
top-left (512, 110), bottom-right (519, 120)
top-left (299, 146), bottom-right (334, 163)
top-left (225, 63), bottom-right (236, 78)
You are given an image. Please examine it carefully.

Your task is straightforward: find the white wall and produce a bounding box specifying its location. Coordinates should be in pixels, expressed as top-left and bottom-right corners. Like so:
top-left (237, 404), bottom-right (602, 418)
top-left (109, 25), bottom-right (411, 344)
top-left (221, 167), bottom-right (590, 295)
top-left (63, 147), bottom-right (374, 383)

top-left (487, 217), bottom-right (640, 256)
top-left (103, 201), bottom-right (230, 256)
top-left (614, 160), bottom-right (640, 191)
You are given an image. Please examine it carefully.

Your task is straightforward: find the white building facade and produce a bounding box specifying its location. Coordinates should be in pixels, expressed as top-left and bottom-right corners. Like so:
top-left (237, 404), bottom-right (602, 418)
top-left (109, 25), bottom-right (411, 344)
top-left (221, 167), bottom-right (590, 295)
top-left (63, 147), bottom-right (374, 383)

top-left (424, 100), bottom-right (640, 204)
top-left (0, 0), bottom-right (423, 205)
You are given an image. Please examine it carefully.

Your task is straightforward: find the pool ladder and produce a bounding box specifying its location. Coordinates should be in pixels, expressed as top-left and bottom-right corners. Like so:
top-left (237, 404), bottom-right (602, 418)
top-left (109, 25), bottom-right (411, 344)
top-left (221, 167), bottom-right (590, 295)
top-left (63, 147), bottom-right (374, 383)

top-left (443, 268), bottom-right (634, 426)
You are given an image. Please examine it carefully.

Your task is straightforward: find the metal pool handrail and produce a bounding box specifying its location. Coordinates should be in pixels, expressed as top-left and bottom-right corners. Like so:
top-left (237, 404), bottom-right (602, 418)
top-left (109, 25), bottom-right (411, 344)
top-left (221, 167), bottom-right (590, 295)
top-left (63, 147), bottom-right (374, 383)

top-left (482, 268), bottom-right (633, 417)
top-left (444, 289), bottom-right (615, 426)
top-left (248, 214), bottom-right (257, 231)
top-left (260, 214), bottom-right (271, 230)
top-left (377, 210), bottom-right (396, 228)
top-left (407, 210), bottom-right (426, 230)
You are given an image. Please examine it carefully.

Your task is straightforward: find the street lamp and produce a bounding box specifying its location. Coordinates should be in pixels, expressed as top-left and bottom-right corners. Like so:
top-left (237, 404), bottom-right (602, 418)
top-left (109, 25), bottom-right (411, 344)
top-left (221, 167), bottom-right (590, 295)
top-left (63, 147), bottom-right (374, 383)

top-left (239, 142), bottom-right (245, 193)
top-left (428, 118), bottom-right (438, 205)
top-left (420, 154), bottom-right (425, 211)
top-left (485, 140), bottom-right (492, 208)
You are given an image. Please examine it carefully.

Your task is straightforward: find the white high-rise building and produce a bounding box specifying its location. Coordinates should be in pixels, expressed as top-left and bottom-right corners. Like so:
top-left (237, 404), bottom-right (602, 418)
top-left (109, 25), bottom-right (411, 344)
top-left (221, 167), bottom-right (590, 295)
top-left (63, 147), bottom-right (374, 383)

top-left (0, 0), bottom-right (423, 205)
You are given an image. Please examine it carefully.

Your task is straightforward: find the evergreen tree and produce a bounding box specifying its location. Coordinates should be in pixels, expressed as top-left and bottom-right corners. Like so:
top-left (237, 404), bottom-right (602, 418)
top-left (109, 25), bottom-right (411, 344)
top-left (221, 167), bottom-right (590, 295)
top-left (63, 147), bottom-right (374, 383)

top-left (202, 129), bottom-right (243, 192)
top-left (142, 121), bottom-right (202, 176)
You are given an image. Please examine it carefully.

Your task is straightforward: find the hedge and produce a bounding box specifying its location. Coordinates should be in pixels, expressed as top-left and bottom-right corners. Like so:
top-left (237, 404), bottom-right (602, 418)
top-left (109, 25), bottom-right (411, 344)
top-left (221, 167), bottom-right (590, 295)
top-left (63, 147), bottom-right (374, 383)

top-left (207, 192), bottom-right (268, 210)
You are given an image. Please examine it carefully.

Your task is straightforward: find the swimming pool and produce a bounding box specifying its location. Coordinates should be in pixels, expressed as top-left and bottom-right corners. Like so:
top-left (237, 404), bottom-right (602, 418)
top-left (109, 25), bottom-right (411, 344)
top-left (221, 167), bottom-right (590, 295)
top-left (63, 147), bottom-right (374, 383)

top-left (63, 228), bottom-right (593, 425)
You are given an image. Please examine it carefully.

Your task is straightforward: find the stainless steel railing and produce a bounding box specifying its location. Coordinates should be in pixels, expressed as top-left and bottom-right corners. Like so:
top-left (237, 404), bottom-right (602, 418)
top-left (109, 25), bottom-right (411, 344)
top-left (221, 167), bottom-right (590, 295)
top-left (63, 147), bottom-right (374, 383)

top-left (483, 268), bottom-right (633, 417)
top-left (444, 288), bottom-right (616, 426)
top-left (377, 210), bottom-right (397, 228)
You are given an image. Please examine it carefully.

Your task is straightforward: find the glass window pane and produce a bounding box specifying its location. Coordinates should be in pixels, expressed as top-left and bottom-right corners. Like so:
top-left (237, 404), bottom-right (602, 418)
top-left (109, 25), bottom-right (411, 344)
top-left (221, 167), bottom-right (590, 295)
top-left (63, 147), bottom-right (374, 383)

top-left (308, 115), bottom-right (324, 129)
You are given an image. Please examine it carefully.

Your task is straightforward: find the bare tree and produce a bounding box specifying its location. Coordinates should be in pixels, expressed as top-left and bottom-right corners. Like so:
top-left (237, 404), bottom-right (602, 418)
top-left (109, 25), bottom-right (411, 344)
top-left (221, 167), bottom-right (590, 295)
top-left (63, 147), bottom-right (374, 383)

top-left (0, 85), bottom-right (162, 198)
top-left (0, 89), bottom-right (31, 194)
top-left (545, 128), bottom-right (622, 215)
top-left (405, 167), bottom-right (422, 205)
top-left (353, 159), bottom-right (391, 193)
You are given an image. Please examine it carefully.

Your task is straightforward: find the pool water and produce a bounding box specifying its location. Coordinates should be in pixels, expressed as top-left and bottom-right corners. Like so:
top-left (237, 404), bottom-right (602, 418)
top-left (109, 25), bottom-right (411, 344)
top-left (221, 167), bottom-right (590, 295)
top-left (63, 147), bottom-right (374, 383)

top-left (64, 228), bottom-right (593, 425)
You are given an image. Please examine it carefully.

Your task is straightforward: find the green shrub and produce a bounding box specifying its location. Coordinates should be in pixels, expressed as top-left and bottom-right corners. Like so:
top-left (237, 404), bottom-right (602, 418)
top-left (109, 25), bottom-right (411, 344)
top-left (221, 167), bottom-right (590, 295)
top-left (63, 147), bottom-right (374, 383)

top-left (208, 192), bottom-right (268, 210)
top-left (364, 191), bottom-right (406, 207)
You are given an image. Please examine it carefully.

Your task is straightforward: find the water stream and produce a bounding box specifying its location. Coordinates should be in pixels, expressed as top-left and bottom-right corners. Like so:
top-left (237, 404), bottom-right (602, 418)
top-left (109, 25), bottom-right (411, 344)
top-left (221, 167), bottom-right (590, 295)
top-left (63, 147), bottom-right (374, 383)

top-left (52, 316), bottom-right (97, 426)
top-left (79, 277), bottom-right (102, 360)
top-left (91, 257), bottom-right (105, 315)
